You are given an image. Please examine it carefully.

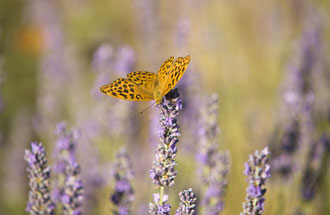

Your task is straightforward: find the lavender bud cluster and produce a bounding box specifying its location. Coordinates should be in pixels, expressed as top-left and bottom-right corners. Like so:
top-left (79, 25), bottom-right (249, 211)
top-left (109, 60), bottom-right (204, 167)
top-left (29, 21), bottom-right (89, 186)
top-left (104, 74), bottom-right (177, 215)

top-left (53, 122), bottom-right (84, 215)
top-left (149, 193), bottom-right (171, 215)
top-left (24, 142), bottom-right (55, 215)
top-left (241, 147), bottom-right (271, 215)
top-left (175, 188), bottom-right (197, 215)
top-left (111, 148), bottom-right (135, 215)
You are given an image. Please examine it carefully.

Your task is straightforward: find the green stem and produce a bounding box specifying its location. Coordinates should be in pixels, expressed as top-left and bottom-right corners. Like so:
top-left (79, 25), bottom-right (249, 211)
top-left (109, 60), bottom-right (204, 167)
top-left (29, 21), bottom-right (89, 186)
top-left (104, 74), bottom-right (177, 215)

top-left (159, 186), bottom-right (164, 205)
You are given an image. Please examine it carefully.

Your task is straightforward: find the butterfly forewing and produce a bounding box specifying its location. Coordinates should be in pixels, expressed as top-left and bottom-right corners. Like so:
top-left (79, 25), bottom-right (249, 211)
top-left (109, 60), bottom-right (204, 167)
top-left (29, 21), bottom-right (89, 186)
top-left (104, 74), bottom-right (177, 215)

top-left (158, 56), bottom-right (175, 83)
top-left (126, 71), bottom-right (158, 92)
top-left (159, 55), bottom-right (191, 96)
top-left (100, 78), bottom-right (154, 101)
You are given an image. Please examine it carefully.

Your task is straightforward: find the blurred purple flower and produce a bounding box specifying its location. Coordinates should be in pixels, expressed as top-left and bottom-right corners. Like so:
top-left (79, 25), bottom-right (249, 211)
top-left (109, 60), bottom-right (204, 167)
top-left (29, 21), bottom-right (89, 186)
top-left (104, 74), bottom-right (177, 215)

top-left (25, 142), bottom-right (55, 215)
top-left (110, 148), bottom-right (134, 215)
top-left (91, 43), bottom-right (114, 100)
top-left (197, 94), bottom-right (230, 214)
top-left (175, 188), bottom-right (197, 215)
top-left (28, 0), bottom-right (76, 139)
top-left (241, 147), bottom-right (271, 215)
top-left (53, 122), bottom-right (84, 215)
top-left (92, 43), bottom-right (113, 71)
top-left (133, 0), bottom-right (159, 61)
top-left (91, 44), bottom-right (138, 137)
top-left (271, 119), bottom-right (300, 177)
top-left (300, 135), bottom-right (330, 201)
top-left (114, 46), bottom-right (137, 76)
top-left (83, 44), bottom-right (139, 213)
top-left (174, 19), bottom-right (191, 49)
top-left (271, 13), bottom-right (324, 180)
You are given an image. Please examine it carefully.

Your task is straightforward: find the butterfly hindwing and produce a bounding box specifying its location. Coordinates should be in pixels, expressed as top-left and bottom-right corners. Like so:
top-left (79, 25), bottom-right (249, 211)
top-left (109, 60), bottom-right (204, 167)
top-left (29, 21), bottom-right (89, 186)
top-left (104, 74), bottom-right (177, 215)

top-left (100, 78), bottom-right (154, 101)
top-left (126, 71), bottom-right (158, 92)
top-left (160, 55), bottom-right (191, 96)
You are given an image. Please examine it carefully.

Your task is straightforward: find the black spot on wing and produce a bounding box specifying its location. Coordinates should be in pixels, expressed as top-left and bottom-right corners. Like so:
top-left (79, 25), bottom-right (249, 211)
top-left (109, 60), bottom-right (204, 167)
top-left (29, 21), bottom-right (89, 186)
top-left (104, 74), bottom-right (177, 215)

top-left (119, 93), bottom-right (128, 99)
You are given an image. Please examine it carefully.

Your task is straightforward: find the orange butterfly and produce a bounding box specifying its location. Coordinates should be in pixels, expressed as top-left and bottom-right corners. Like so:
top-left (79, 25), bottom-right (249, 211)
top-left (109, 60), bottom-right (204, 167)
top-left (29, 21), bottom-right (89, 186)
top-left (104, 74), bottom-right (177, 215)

top-left (100, 56), bottom-right (191, 105)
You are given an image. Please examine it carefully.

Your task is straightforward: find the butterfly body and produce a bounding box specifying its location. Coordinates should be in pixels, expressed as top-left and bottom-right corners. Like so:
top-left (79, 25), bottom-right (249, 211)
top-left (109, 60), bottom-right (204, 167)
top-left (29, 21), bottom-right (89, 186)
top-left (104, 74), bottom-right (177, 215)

top-left (100, 55), bottom-right (191, 105)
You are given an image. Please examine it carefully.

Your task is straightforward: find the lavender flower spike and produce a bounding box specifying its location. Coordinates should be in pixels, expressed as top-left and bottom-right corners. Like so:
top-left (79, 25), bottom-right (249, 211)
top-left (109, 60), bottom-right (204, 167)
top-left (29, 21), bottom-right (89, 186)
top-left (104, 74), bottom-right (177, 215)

top-left (111, 148), bottom-right (134, 215)
top-left (175, 188), bottom-right (197, 215)
top-left (197, 94), bottom-right (230, 214)
top-left (53, 122), bottom-right (84, 215)
top-left (25, 142), bottom-right (55, 215)
top-left (149, 89), bottom-right (182, 214)
top-left (241, 147), bottom-right (271, 215)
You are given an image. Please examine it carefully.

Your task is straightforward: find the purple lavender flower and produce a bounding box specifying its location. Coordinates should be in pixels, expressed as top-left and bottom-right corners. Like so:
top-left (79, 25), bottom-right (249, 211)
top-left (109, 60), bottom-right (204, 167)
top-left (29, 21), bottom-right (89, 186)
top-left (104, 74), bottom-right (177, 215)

top-left (25, 142), bottom-right (55, 215)
top-left (53, 122), bottom-right (84, 215)
top-left (149, 89), bottom-right (182, 214)
top-left (300, 135), bottom-right (329, 201)
top-left (197, 94), bottom-right (230, 214)
top-left (175, 188), bottom-right (197, 215)
top-left (270, 14), bottom-right (324, 180)
top-left (150, 89), bottom-right (181, 186)
top-left (271, 119), bottom-right (300, 177)
top-left (149, 193), bottom-right (171, 215)
top-left (111, 148), bottom-right (134, 215)
top-left (241, 147), bottom-right (271, 215)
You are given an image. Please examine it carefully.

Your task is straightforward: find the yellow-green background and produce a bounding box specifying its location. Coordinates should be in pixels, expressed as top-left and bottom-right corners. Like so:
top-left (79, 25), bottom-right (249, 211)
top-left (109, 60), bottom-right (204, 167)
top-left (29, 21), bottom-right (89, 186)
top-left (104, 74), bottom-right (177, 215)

top-left (0, 0), bottom-right (329, 214)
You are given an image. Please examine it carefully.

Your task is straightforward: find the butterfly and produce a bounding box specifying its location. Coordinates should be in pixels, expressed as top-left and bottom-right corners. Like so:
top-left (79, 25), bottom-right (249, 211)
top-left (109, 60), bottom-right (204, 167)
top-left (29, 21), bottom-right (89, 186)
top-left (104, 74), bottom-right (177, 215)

top-left (100, 55), bottom-right (191, 105)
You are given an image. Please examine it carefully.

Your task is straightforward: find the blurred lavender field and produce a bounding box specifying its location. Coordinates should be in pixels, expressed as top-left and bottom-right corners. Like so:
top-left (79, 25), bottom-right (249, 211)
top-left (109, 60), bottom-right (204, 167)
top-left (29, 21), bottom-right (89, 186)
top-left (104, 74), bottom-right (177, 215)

top-left (0, 0), bottom-right (330, 214)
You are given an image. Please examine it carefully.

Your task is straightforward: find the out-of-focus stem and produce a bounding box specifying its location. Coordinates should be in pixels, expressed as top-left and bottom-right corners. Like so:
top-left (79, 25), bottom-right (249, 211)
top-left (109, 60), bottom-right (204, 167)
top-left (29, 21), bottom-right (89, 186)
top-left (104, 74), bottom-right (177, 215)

top-left (160, 186), bottom-right (164, 205)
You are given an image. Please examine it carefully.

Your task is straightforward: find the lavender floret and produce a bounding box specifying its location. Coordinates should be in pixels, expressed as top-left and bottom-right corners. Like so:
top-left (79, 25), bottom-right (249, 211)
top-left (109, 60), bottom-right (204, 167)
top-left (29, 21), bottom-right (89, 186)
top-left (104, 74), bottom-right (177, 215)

top-left (241, 147), bottom-right (271, 215)
top-left (175, 188), bottom-right (197, 215)
top-left (25, 142), bottom-right (55, 215)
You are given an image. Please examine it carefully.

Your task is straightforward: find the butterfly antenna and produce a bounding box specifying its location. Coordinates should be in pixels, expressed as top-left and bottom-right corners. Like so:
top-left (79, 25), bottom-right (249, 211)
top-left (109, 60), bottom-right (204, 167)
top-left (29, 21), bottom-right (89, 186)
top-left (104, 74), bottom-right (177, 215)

top-left (140, 102), bottom-right (156, 114)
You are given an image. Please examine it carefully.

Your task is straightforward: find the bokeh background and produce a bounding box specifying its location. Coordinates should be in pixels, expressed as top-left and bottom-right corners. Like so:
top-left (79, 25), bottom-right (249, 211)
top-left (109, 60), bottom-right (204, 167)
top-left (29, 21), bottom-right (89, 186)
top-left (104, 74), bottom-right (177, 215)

top-left (0, 0), bottom-right (329, 214)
